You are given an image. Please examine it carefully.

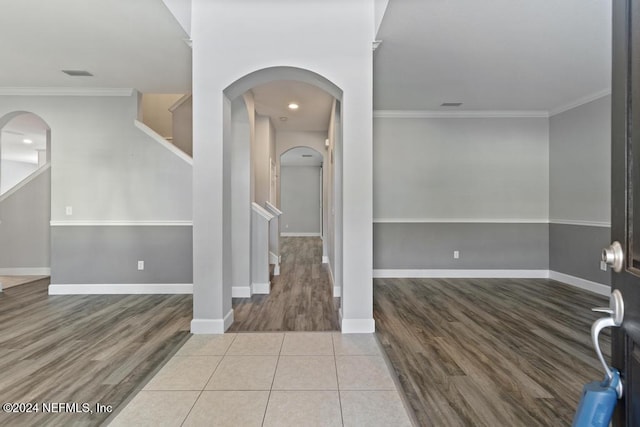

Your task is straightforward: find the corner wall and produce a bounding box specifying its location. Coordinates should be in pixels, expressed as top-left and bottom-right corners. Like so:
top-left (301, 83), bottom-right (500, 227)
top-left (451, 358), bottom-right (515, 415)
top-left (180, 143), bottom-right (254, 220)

top-left (549, 95), bottom-right (611, 287)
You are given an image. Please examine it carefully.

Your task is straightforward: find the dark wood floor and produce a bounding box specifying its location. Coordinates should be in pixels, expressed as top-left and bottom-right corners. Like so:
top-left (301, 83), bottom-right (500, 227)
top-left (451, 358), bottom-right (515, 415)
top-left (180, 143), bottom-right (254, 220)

top-left (0, 278), bottom-right (191, 427)
top-left (374, 277), bottom-right (610, 427)
top-left (229, 236), bottom-right (340, 331)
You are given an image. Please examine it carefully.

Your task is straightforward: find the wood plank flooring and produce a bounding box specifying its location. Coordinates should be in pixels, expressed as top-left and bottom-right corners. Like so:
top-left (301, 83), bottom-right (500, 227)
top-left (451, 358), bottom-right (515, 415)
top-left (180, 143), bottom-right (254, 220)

top-left (0, 276), bottom-right (49, 290)
top-left (0, 279), bottom-right (191, 427)
top-left (229, 237), bottom-right (340, 331)
top-left (374, 277), bottom-right (610, 427)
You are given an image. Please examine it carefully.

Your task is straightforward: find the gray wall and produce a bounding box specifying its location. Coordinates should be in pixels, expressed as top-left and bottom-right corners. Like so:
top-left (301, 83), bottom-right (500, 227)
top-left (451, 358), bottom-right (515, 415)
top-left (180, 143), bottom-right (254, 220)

top-left (280, 165), bottom-right (322, 234)
top-left (0, 92), bottom-right (193, 286)
top-left (51, 226), bottom-right (192, 284)
top-left (0, 167), bottom-right (50, 269)
top-left (549, 96), bottom-right (611, 284)
top-left (373, 116), bottom-right (549, 271)
top-left (1, 160), bottom-right (37, 194)
top-left (374, 223), bottom-right (548, 270)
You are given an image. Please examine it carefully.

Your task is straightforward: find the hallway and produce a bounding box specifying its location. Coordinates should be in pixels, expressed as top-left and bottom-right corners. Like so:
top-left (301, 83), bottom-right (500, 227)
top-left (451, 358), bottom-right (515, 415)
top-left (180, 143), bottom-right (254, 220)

top-left (229, 237), bottom-right (340, 332)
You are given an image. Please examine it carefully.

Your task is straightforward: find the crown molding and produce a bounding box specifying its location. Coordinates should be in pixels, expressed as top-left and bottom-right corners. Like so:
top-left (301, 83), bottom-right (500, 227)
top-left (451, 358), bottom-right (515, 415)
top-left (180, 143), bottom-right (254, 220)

top-left (373, 110), bottom-right (549, 119)
top-left (549, 89), bottom-right (611, 117)
top-left (0, 87), bottom-right (134, 97)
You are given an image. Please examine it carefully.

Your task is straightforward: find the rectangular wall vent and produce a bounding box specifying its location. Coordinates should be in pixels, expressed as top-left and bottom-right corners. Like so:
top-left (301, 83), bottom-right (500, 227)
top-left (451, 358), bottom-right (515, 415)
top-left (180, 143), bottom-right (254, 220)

top-left (441, 102), bottom-right (463, 107)
top-left (301, 154), bottom-right (313, 157)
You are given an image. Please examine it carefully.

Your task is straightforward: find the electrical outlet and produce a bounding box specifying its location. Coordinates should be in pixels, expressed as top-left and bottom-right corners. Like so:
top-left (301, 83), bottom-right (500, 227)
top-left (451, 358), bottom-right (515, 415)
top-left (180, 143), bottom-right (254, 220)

top-left (137, 260), bottom-right (144, 271)
top-left (65, 206), bottom-right (73, 216)
top-left (600, 261), bottom-right (607, 271)
top-left (454, 250), bottom-right (460, 259)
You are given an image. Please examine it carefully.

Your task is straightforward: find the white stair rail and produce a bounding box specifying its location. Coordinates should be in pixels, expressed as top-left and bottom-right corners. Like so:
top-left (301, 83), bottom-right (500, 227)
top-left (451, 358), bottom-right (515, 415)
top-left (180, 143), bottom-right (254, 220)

top-left (264, 201), bottom-right (283, 275)
top-left (251, 202), bottom-right (275, 294)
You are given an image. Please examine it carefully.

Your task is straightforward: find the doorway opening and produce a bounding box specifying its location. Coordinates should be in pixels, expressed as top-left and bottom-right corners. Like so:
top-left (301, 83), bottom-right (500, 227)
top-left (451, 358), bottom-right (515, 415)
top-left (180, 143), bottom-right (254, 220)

top-left (0, 111), bottom-right (51, 289)
top-left (220, 67), bottom-right (343, 331)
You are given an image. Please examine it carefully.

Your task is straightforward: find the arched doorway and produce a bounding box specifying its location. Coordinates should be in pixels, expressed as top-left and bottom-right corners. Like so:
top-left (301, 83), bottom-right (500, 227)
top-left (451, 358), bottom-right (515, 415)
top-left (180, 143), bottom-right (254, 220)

top-left (0, 111), bottom-right (51, 286)
top-left (191, 66), bottom-right (344, 333)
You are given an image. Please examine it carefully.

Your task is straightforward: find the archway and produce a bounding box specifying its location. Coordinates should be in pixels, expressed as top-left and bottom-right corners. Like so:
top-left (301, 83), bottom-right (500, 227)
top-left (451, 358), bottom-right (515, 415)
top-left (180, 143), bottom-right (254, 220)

top-left (191, 66), bottom-right (344, 333)
top-left (0, 111), bottom-right (51, 287)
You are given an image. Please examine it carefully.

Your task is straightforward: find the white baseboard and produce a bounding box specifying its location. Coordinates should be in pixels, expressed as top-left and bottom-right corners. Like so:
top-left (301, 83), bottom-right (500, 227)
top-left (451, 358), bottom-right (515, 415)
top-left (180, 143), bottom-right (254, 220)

top-left (373, 269), bottom-right (548, 279)
top-left (341, 318), bottom-right (375, 333)
top-left (326, 262), bottom-right (340, 297)
top-left (191, 309), bottom-right (234, 334)
top-left (281, 232), bottom-right (321, 237)
top-left (273, 264), bottom-right (280, 276)
top-left (333, 286), bottom-right (341, 297)
top-left (232, 286), bottom-right (251, 298)
top-left (322, 256), bottom-right (330, 264)
top-left (549, 271), bottom-right (611, 296)
top-left (48, 283), bottom-right (192, 295)
top-left (252, 281), bottom-right (270, 294)
top-left (269, 251), bottom-right (279, 265)
top-left (0, 267), bottom-right (51, 276)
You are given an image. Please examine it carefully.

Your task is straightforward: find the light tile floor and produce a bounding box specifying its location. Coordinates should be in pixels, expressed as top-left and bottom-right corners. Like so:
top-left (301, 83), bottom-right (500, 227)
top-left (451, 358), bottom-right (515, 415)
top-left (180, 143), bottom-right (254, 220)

top-left (108, 332), bottom-right (414, 427)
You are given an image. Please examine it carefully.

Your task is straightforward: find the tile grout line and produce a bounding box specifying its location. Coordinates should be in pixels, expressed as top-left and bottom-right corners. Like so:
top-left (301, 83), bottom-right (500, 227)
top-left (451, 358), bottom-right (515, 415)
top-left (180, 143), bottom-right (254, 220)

top-left (179, 333), bottom-right (238, 426)
top-left (261, 332), bottom-right (285, 426)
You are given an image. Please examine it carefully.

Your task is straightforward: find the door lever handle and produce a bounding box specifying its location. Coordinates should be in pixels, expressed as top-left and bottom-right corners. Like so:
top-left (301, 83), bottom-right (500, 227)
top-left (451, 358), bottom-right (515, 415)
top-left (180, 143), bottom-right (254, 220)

top-left (592, 307), bottom-right (614, 315)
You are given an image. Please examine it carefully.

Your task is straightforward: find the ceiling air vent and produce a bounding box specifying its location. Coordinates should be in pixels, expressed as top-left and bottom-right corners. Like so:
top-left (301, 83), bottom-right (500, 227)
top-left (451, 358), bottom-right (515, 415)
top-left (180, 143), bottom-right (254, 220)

top-left (441, 102), bottom-right (463, 107)
top-left (301, 154), bottom-right (313, 158)
top-left (62, 70), bottom-right (94, 77)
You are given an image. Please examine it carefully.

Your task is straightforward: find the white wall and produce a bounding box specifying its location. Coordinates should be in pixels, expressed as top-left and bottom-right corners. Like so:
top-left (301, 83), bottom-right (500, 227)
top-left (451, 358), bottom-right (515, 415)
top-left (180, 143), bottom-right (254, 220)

top-left (191, 0), bottom-right (374, 333)
top-left (254, 114), bottom-right (275, 206)
top-left (0, 160), bottom-right (37, 194)
top-left (171, 95), bottom-right (193, 156)
top-left (374, 117), bottom-right (549, 221)
top-left (549, 96), bottom-right (611, 224)
top-left (280, 165), bottom-right (322, 234)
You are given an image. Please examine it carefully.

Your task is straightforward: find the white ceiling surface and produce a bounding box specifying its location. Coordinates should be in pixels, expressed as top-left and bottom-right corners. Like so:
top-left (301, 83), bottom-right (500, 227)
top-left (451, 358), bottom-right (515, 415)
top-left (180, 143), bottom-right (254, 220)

top-left (0, 0), bottom-right (191, 93)
top-left (1, 113), bottom-right (49, 164)
top-left (280, 147), bottom-right (324, 167)
top-left (374, 0), bottom-right (612, 112)
top-left (252, 81), bottom-right (334, 132)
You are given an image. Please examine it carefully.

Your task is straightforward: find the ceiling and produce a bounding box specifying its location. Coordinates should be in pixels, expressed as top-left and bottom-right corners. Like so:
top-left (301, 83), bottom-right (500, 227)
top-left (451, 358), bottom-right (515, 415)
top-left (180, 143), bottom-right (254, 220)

top-left (374, 0), bottom-right (611, 112)
top-left (252, 81), bottom-right (334, 132)
top-left (0, 0), bottom-right (191, 93)
top-left (0, 0), bottom-right (611, 114)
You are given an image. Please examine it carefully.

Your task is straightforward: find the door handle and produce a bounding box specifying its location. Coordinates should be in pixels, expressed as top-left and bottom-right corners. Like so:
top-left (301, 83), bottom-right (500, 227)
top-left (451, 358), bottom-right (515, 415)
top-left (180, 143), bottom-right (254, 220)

top-left (602, 241), bottom-right (624, 273)
top-left (591, 289), bottom-right (625, 398)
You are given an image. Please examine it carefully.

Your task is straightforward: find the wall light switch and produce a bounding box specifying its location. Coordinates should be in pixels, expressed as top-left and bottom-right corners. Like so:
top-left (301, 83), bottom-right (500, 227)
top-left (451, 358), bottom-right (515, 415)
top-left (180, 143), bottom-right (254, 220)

top-left (137, 260), bottom-right (144, 271)
top-left (454, 250), bottom-right (460, 259)
top-left (65, 206), bottom-right (73, 216)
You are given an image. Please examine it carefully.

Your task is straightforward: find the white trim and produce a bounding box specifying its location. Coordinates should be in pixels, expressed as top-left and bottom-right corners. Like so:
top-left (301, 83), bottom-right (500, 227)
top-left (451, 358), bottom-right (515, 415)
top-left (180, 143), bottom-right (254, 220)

top-left (549, 89), bottom-right (611, 117)
top-left (274, 264), bottom-right (280, 276)
top-left (134, 120), bottom-right (193, 165)
top-left (549, 219), bottom-right (611, 228)
top-left (265, 201), bottom-right (283, 216)
top-left (0, 163), bottom-right (50, 203)
top-left (190, 310), bottom-right (234, 334)
top-left (269, 251), bottom-right (279, 265)
top-left (373, 110), bottom-right (549, 119)
top-left (373, 218), bottom-right (548, 224)
top-left (48, 283), bottom-right (192, 295)
top-left (50, 220), bottom-right (192, 226)
top-left (326, 261), bottom-right (340, 298)
top-left (373, 269), bottom-right (549, 279)
top-left (341, 318), bottom-right (375, 333)
top-left (168, 94), bottom-right (192, 112)
top-left (549, 271), bottom-right (610, 296)
top-left (0, 267), bottom-right (50, 276)
top-left (232, 286), bottom-right (251, 298)
top-left (252, 202), bottom-right (275, 221)
top-left (322, 256), bottom-right (330, 264)
top-left (252, 281), bottom-right (270, 294)
top-left (281, 232), bottom-right (322, 237)
top-left (0, 87), bottom-right (134, 97)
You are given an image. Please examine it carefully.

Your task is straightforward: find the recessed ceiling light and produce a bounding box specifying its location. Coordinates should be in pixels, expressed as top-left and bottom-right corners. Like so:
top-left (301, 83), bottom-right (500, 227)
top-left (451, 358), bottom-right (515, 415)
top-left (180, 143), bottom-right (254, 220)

top-left (280, 116), bottom-right (288, 121)
top-left (441, 102), bottom-right (463, 107)
top-left (288, 103), bottom-right (299, 110)
top-left (62, 69), bottom-right (93, 77)
top-left (23, 139), bottom-right (33, 144)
